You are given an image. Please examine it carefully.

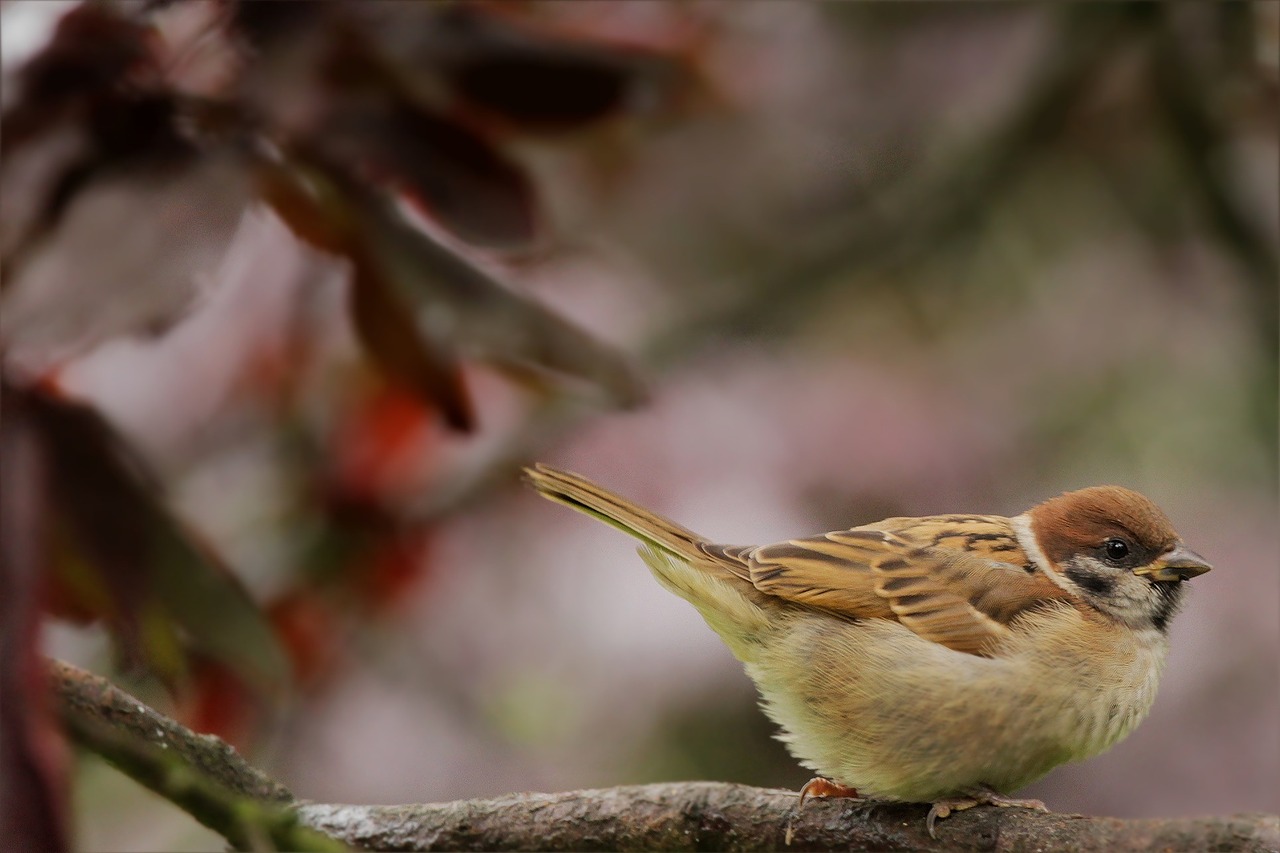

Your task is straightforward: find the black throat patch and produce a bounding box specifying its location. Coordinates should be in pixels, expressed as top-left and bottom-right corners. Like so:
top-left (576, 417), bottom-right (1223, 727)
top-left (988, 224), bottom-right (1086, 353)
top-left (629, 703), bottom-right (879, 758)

top-left (1149, 581), bottom-right (1186, 632)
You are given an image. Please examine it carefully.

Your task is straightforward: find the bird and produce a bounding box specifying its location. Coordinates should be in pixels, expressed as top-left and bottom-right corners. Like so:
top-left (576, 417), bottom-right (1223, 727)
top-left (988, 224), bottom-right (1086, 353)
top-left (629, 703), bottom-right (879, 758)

top-left (523, 463), bottom-right (1211, 835)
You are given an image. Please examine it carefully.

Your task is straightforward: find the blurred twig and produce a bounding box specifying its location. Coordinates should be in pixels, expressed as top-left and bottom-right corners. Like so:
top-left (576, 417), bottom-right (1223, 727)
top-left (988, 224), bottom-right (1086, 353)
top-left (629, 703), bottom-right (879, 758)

top-left (49, 660), bottom-right (344, 852)
top-left (648, 4), bottom-right (1149, 359)
top-left (1147, 6), bottom-right (1279, 460)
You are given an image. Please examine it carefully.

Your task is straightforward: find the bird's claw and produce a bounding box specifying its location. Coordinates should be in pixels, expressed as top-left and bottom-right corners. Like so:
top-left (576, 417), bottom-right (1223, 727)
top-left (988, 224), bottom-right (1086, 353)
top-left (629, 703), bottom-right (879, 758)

top-left (926, 787), bottom-right (1047, 838)
top-left (926, 799), bottom-right (969, 838)
top-left (797, 777), bottom-right (860, 809)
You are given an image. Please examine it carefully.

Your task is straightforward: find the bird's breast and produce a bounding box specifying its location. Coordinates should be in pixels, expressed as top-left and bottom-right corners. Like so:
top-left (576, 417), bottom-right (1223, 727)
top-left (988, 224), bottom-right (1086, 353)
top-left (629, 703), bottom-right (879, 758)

top-left (747, 605), bottom-right (1168, 801)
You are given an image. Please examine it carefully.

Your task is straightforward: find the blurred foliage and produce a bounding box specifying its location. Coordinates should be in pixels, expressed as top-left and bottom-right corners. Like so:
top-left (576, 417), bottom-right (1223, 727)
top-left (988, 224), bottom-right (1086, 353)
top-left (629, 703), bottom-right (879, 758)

top-left (1, 2), bottom-right (689, 846)
top-left (0, 1), bottom-right (1274, 850)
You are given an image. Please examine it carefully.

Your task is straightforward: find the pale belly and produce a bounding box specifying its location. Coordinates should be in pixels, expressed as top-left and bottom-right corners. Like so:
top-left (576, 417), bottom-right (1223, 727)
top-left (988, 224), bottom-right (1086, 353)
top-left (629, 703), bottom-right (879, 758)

top-left (744, 608), bottom-right (1166, 802)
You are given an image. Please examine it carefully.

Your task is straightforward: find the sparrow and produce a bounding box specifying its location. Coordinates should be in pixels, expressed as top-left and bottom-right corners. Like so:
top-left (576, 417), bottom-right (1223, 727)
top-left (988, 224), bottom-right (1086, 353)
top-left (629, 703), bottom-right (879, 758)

top-left (523, 464), bottom-right (1211, 835)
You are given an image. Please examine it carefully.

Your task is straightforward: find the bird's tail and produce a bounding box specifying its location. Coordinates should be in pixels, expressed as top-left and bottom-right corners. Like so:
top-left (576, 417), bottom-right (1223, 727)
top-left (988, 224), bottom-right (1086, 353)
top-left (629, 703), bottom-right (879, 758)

top-left (523, 464), bottom-right (771, 656)
top-left (523, 463), bottom-right (709, 563)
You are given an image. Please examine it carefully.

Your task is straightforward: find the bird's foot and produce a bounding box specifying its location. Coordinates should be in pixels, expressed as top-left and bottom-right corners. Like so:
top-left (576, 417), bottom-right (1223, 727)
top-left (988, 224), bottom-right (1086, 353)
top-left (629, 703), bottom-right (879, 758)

top-left (787, 778), bottom-right (867, 846)
top-left (797, 777), bottom-right (860, 808)
top-left (926, 785), bottom-right (1047, 838)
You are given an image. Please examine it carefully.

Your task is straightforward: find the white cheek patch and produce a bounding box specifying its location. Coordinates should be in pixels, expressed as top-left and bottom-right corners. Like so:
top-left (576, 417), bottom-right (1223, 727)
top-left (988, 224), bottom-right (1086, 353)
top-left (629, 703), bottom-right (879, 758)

top-left (1011, 513), bottom-right (1083, 597)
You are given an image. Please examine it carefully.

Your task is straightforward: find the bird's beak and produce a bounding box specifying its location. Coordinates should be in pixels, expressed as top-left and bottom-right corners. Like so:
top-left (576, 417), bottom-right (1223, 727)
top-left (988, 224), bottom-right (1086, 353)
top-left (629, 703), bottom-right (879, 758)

top-left (1134, 545), bottom-right (1212, 582)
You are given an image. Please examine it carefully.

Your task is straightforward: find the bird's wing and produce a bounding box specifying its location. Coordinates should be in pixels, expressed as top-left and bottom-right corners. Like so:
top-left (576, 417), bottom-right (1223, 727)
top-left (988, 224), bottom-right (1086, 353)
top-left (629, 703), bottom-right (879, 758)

top-left (745, 515), bottom-right (1072, 656)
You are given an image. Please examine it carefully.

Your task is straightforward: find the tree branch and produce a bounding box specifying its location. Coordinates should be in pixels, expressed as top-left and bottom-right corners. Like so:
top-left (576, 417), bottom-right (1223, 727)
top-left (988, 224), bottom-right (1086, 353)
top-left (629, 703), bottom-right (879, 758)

top-left (297, 785), bottom-right (1279, 852)
top-left (48, 659), bottom-right (291, 804)
top-left (50, 660), bottom-right (1279, 852)
top-left (48, 660), bottom-right (343, 852)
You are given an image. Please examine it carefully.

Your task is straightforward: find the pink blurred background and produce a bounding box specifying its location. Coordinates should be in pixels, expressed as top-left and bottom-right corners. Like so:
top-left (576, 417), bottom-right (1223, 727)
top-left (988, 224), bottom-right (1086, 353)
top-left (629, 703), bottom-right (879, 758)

top-left (5, 3), bottom-right (1275, 849)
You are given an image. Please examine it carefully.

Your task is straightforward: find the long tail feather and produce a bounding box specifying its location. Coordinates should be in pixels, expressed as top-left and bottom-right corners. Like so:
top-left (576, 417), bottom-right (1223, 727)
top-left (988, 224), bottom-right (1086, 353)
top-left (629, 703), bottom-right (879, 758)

top-left (523, 463), bottom-right (708, 561)
top-left (523, 464), bottom-right (771, 655)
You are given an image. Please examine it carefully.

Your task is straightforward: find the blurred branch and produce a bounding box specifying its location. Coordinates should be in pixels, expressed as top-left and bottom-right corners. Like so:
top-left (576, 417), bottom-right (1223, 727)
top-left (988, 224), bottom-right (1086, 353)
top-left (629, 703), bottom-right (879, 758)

top-left (48, 660), bottom-right (344, 852)
top-left (650, 4), bottom-right (1150, 356)
top-left (298, 784), bottom-right (1279, 853)
top-left (1148, 7), bottom-right (1279, 458)
top-left (1150, 8), bottom-right (1277, 310)
top-left (47, 662), bottom-right (1277, 852)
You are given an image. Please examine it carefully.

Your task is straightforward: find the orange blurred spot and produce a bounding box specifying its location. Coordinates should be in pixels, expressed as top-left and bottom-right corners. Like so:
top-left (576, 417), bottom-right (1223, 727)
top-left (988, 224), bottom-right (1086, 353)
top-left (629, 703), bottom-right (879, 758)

top-left (355, 528), bottom-right (436, 613)
top-left (331, 383), bottom-right (441, 502)
top-left (268, 591), bottom-right (343, 687)
top-left (179, 659), bottom-right (257, 748)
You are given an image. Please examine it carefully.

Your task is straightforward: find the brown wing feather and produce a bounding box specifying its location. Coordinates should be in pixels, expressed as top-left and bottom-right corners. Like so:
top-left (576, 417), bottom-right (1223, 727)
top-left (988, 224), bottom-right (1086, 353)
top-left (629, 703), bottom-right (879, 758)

top-left (748, 529), bottom-right (899, 619)
top-left (747, 517), bottom-right (1072, 656)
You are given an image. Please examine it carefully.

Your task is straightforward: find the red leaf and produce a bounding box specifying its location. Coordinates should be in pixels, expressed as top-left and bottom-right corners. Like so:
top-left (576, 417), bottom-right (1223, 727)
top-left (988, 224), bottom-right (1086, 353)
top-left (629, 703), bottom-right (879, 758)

top-left (3, 149), bottom-right (253, 358)
top-left (348, 268), bottom-right (476, 433)
top-left (340, 103), bottom-right (538, 249)
top-left (257, 155), bottom-right (476, 431)
top-left (262, 148), bottom-right (645, 422)
top-left (357, 529), bottom-right (436, 614)
top-left (313, 28), bottom-right (538, 247)
top-left (0, 385), bottom-right (71, 853)
top-left (267, 593), bottom-right (343, 688)
top-left (432, 7), bottom-right (671, 132)
top-left (454, 51), bottom-right (630, 128)
top-left (331, 383), bottom-right (442, 503)
top-left (176, 659), bottom-right (257, 748)
top-left (1, 4), bottom-right (157, 155)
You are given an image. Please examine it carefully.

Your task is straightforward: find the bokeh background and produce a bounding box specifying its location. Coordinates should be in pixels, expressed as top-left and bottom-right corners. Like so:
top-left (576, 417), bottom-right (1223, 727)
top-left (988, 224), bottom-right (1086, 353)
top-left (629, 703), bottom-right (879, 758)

top-left (2, 3), bottom-right (1276, 850)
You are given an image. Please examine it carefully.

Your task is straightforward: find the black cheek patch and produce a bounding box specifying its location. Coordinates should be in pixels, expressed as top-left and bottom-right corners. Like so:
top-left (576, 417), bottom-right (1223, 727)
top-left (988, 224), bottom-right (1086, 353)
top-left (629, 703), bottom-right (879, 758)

top-left (1064, 564), bottom-right (1115, 597)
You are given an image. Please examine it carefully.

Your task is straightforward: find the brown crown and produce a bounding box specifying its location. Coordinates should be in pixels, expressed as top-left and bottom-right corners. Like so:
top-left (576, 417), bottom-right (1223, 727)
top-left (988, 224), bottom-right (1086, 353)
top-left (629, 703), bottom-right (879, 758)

top-left (1028, 485), bottom-right (1180, 569)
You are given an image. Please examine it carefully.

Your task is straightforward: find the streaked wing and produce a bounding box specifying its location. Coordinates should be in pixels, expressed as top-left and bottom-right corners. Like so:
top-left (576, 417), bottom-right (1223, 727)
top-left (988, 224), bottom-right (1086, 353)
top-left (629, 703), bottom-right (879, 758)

top-left (745, 516), bottom-right (1071, 656)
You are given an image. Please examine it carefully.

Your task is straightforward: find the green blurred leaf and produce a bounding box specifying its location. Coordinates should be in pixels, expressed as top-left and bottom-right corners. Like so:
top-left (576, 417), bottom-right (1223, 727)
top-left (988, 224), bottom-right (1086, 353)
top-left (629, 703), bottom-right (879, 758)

top-left (8, 381), bottom-right (288, 696)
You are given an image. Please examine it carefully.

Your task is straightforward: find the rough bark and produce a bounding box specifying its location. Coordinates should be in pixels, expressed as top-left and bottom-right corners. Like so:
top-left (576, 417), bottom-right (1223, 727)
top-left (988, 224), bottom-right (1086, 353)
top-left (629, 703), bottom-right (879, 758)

top-left (49, 660), bottom-right (340, 851)
top-left (297, 786), bottom-right (1279, 853)
top-left (48, 659), bottom-right (292, 804)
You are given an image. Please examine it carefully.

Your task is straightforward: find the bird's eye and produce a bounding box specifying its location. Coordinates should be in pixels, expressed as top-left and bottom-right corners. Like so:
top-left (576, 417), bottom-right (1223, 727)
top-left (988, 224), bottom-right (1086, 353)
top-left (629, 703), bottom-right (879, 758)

top-left (1103, 538), bottom-right (1130, 562)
